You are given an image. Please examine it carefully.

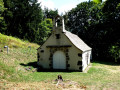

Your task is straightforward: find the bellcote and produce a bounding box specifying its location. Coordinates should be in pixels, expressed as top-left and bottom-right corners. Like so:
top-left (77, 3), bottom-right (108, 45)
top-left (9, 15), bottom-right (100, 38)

top-left (52, 16), bottom-right (65, 34)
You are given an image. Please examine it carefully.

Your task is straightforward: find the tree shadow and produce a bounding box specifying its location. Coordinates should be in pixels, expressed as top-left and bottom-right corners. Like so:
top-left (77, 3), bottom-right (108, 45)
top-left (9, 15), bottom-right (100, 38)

top-left (20, 62), bottom-right (74, 73)
top-left (20, 61), bottom-right (38, 68)
top-left (92, 60), bottom-right (120, 66)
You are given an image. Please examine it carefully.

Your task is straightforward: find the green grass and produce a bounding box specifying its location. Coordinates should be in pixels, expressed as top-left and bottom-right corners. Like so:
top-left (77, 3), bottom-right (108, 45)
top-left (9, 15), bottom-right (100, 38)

top-left (1, 48), bottom-right (120, 89)
top-left (0, 33), bottom-right (39, 48)
top-left (0, 33), bottom-right (39, 82)
top-left (0, 33), bottom-right (120, 89)
top-left (0, 48), bottom-right (37, 81)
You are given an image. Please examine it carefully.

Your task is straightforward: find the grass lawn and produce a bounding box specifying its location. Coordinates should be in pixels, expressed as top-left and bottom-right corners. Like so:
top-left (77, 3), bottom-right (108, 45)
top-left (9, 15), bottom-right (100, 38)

top-left (0, 48), bottom-right (120, 90)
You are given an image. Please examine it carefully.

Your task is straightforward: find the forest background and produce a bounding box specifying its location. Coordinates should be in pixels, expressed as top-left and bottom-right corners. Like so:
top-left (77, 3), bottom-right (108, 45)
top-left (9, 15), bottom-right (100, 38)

top-left (0, 0), bottom-right (120, 62)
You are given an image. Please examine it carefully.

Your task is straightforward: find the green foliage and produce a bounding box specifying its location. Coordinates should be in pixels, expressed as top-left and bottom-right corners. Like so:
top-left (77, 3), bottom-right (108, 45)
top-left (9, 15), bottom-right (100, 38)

top-left (109, 45), bottom-right (120, 62)
top-left (0, 0), bottom-right (7, 34)
top-left (64, 0), bottom-right (120, 61)
top-left (2, 0), bottom-right (43, 44)
top-left (37, 18), bottom-right (53, 44)
top-left (1, 0), bottom-right (55, 45)
top-left (93, 0), bottom-right (102, 3)
top-left (0, 0), bottom-right (6, 20)
top-left (65, 2), bottom-right (97, 38)
top-left (101, 0), bottom-right (120, 60)
top-left (43, 7), bottom-right (58, 19)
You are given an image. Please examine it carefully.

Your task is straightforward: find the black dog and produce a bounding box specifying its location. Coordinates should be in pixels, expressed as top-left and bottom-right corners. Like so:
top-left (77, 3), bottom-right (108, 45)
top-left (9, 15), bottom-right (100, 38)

top-left (58, 75), bottom-right (63, 81)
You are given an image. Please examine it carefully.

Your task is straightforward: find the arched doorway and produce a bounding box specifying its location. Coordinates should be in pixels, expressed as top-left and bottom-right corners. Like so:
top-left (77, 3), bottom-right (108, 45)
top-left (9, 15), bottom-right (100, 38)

top-left (53, 51), bottom-right (66, 69)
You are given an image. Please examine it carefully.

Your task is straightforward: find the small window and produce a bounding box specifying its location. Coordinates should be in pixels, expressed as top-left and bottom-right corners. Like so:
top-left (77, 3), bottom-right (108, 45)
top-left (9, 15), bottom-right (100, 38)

top-left (55, 34), bottom-right (60, 39)
top-left (79, 66), bottom-right (82, 71)
top-left (78, 53), bottom-right (82, 57)
top-left (40, 50), bottom-right (44, 53)
top-left (67, 64), bottom-right (70, 67)
top-left (49, 64), bottom-right (52, 66)
top-left (77, 61), bottom-right (82, 65)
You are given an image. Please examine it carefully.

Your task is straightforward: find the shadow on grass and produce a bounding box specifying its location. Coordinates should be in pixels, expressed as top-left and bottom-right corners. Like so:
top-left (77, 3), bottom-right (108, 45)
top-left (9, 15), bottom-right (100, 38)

top-left (91, 60), bottom-right (120, 66)
top-left (20, 61), bottom-right (38, 68)
top-left (37, 69), bottom-right (73, 73)
top-left (20, 62), bottom-right (74, 73)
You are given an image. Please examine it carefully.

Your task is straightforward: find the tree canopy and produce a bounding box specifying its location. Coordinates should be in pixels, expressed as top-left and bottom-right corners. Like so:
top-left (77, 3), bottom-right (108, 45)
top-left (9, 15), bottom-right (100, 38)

top-left (0, 0), bottom-right (6, 34)
top-left (64, 0), bottom-right (120, 62)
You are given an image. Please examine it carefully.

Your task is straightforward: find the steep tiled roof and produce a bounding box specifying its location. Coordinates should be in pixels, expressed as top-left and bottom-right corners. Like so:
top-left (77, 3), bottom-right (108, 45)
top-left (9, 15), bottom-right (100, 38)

top-left (64, 30), bottom-right (91, 52)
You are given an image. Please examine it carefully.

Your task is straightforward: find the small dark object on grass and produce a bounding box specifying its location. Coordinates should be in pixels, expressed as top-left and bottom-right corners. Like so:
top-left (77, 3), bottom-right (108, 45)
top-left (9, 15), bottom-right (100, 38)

top-left (0, 49), bottom-right (3, 52)
top-left (56, 75), bottom-right (64, 86)
top-left (58, 75), bottom-right (63, 81)
top-left (54, 75), bottom-right (63, 82)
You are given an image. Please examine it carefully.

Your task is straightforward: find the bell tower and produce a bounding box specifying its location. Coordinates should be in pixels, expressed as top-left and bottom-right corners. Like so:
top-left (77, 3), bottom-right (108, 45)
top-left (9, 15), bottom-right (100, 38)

top-left (52, 16), bottom-right (65, 34)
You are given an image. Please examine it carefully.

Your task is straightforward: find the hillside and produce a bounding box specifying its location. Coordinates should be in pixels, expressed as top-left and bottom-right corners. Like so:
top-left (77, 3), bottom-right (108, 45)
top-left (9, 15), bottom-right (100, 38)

top-left (0, 33), bottom-right (39, 48)
top-left (0, 33), bottom-right (40, 88)
top-left (0, 33), bottom-right (40, 81)
top-left (0, 33), bottom-right (120, 89)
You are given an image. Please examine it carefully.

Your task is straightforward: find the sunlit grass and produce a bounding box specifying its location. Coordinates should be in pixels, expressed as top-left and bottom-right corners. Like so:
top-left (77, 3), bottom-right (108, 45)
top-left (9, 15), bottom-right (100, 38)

top-left (0, 33), bottom-right (39, 48)
top-left (0, 47), bottom-right (120, 89)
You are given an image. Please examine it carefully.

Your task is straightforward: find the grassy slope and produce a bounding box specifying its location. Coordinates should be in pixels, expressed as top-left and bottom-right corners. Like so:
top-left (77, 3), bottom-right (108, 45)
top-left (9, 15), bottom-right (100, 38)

top-left (0, 33), bottom-right (39, 48)
top-left (0, 33), bottom-right (39, 81)
top-left (0, 33), bottom-right (120, 89)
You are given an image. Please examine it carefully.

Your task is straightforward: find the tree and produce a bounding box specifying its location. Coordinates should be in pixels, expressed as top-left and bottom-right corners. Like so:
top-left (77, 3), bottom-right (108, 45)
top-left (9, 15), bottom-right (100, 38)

top-left (109, 45), bottom-right (120, 62)
top-left (37, 18), bottom-right (53, 44)
top-left (102, 0), bottom-right (120, 61)
top-left (65, 2), bottom-right (97, 42)
top-left (0, 0), bottom-right (7, 34)
top-left (0, 0), bottom-right (5, 20)
top-left (3, 0), bottom-right (43, 43)
top-left (43, 7), bottom-right (58, 20)
top-left (64, 0), bottom-right (120, 61)
top-left (64, 1), bottom-right (110, 60)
